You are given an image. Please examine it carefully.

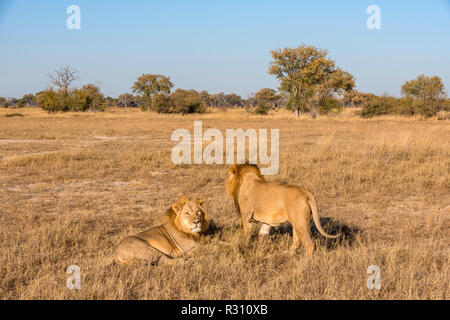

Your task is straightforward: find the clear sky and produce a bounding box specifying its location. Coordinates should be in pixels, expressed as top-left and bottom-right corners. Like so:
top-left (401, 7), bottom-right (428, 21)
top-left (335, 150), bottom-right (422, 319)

top-left (0, 0), bottom-right (449, 98)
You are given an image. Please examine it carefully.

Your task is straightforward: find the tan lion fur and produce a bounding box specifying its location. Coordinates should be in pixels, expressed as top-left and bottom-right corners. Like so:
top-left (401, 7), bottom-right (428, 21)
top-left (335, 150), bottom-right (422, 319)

top-left (109, 195), bottom-right (210, 265)
top-left (226, 164), bottom-right (340, 256)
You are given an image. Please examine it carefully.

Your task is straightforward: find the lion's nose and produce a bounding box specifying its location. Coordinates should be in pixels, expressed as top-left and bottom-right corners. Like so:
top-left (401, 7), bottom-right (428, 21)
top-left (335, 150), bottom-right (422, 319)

top-left (193, 220), bottom-right (200, 226)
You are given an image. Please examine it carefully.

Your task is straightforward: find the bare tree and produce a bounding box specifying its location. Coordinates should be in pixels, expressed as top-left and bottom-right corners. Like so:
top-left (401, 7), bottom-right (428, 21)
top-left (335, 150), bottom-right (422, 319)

top-left (48, 65), bottom-right (79, 95)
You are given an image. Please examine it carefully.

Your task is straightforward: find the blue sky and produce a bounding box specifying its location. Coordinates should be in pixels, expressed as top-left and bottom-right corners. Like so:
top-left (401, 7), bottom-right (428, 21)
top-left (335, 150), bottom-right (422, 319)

top-left (0, 0), bottom-right (449, 98)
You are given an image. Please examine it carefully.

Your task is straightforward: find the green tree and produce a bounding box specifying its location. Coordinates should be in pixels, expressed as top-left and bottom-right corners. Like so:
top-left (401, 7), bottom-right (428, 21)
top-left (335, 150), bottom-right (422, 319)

top-left (36, 89), bottom-right (63, 113)
top-left (401, 75), bottom-right (447, 117)
top-left (105, 96), bottom-right (118, 107)
top-left (21, 94), bottom-right (36, 107)
top-left (208, 93), bottom-right (224, 108)
top-left (199, 91), bottom-right (211, 106)
top-left (269, 44), bottom-right (354, 117)
top-left (151, 93), bottom-right (173, 113)
top-left (360, 95), bottom-right (396, 118)
top-left (170, 89), bottom-right (206, 114)
top-left (254, 88), bottom-right (280, 115)
top-left (343, 90), bottom-right (377, 108)
top-left (131, 74), bottom-right (173, 109)
top-left (318, 97), bottom-right (342, 115)
top-left (70, 84), bottom-right (106, 112)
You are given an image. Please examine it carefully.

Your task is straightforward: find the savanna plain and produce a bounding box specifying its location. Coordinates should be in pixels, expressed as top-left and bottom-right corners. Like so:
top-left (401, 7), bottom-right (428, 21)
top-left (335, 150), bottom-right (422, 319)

top-left (0, 107), bottom-right (448, 299)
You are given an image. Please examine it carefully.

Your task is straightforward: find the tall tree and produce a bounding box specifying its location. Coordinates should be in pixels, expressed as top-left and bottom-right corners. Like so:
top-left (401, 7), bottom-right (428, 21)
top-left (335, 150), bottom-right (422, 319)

top-left (401, 75), bottom-right (447, 117)
top-left (131, 74), bottom-right (173, 109)
top-left (401, 75), bottom-right (446, 101)
top-left (48, 65), bottom-right (79, 95)
top-left (269, 44), bottom-right (354, 117)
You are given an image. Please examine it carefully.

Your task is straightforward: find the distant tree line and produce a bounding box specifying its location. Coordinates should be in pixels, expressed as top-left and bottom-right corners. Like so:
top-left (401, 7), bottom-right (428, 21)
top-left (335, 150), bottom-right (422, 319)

top-left (0, 94), bottom-right (37, 108)
top-left (341, 74), bottom-right (449, 118)
top-left (2, 45), bottom-right (448, 118)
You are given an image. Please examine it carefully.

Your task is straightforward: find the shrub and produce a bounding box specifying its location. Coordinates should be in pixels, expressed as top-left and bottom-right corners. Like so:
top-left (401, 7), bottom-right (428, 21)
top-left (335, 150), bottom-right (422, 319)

top-left (37, 84), bottom-right (106, 113)
top-left (360, 95), bottom-right (396, 118)
top-left (318, 97), bottom-right (343, 115)
top-left (395, 96), bottom-right (447, 118)
top-left (151, 93), bottom-right (173, 113)
top-left (21, 94), bottom-right (36, 107)
top-left (436, 111), bottom-right (450, 120)
top-left (444, 99), bottom-right (450, 111)
top-left (70, 84), bottom-right (106, 112)
top-left (36, 89), bottom-right (63, 113)
top-left (171, 89), bottom-right (206, 114)
top-left (254, 104), bottom-right (271, 115)
top-left (253, 88), bottom-right (280, 115)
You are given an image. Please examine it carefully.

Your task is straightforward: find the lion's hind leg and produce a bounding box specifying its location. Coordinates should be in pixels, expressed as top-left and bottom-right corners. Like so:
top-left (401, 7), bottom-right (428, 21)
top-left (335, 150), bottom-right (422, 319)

top-left (112, 236), bottom-right (164, 265)
top-left (288, 202), bottom-right (314, 257)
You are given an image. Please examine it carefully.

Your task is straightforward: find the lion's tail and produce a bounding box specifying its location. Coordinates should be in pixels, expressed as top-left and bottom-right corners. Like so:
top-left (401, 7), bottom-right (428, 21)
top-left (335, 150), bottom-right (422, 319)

top-left (306, 192), bottom-right (340, 239)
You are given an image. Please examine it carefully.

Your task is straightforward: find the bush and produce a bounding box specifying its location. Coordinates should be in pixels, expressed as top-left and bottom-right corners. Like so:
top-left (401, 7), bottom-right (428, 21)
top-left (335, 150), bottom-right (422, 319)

top-left (36, 89), bottom-right (63, 113)
top-left (360, 95), bottom-right (396, 118)
top-left (436, 111), bottom-right (450, 120)
top-left (395, 96), bottom-right (447, 118)
top-left (20, 94), bottom-right (36, 107)
top-left (253, 88), bottom-right (280, 115)
top-left (151, 93), bottom-right (173, 113)
top-left (359, 94), bottom-right (448, 118)
top-left (444, 99), bottom-right (450, 112)
top-left (171, 89), bottom-right (206, 114)
top-left (70, 84), bottom-right (106, 112)
top-left (37, 84), bottom-right (106, 113)
top-left (318, 97), bottom-right (343, 115)
top-left (254, 104), bottom-right (272, 115)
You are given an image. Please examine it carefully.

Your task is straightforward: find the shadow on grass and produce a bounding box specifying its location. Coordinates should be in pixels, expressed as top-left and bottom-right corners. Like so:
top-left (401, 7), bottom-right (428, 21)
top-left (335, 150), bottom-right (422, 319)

top-left (5, 113), bottom-right (24, 117)
top-left (271, 217), bottom-right (362, 250)
top-left (204, 218), bottom-right (362, 253)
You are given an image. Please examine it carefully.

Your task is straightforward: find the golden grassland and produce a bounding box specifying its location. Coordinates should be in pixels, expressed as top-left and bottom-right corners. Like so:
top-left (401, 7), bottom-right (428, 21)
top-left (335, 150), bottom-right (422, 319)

top-left (0, 107), bottom-right (448, 299)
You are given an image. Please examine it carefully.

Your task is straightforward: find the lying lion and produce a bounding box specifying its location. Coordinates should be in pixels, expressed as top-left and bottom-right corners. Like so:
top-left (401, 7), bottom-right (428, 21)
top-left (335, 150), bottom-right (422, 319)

top-left (109, 195), bottom-right (211, 265)
top-left (226, 164), bottom-right (340, 256)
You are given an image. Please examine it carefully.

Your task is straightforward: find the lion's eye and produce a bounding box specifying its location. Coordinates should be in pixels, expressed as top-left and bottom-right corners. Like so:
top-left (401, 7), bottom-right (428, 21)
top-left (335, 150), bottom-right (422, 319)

top-left (197, 210), bottom-right (202, 215)
top-left (185, 211), bottom-right (190, 216)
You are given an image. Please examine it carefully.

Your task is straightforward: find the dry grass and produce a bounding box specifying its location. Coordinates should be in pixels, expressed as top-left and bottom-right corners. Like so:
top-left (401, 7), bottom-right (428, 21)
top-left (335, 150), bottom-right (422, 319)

top-left (0, 107), bottom-right (448, 300)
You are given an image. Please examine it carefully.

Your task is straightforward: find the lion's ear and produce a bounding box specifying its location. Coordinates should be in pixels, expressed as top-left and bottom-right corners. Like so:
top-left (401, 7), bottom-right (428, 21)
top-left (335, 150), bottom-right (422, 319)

top-left (194, 198), bottom-right (204, 207)
top-left (172, 201), bottom-right (184, 214)
top-left (228, 165), bottom-right (237, 175)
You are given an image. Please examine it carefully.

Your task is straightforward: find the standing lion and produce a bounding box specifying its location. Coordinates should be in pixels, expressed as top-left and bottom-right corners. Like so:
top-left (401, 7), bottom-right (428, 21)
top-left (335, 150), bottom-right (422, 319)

top-left (226, 164), bottom-right (340, 256)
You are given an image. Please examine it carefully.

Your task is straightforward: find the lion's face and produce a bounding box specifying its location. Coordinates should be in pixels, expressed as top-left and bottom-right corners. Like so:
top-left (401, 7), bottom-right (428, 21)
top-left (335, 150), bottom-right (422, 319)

top-left (172, 196), bottom-right (209, 235)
